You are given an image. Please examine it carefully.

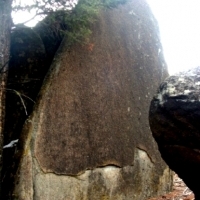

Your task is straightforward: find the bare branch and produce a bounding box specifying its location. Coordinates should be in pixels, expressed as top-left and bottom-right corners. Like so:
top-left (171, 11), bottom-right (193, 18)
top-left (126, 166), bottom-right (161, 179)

top-left (6, 89), bottom-right (36, 116)
top-left (0, 60), bottom-right (9, 74)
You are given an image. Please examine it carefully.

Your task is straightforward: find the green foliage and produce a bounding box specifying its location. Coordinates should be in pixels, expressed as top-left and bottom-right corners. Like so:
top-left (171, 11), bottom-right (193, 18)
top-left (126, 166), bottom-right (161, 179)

top-left (61, 0), bottom-right (128, 46)
top-left (63, 0), bottom-right (101, 45)
top-left (13, 0), bottom-right (128, 46)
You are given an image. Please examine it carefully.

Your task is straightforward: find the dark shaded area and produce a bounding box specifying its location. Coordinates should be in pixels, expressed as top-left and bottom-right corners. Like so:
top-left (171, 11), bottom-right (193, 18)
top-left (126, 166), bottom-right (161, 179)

top-left (2, 12), bottom-right (68, 199)
top-left (5, 27), bottom-right (46, 143)
top-left (34, 11), bottom-right (68, 65)
top-left (2, 26), bottom-right (48, 200)
top-left (0, 0), bottom-right (13, 198)
top-left (149, 66), bottom-right (200, 200)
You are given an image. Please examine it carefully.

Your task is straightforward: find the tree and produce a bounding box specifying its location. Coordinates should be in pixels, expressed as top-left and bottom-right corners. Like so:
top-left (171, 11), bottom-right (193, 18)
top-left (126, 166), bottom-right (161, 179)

top-left (0, 0), bottom-right (13, 196)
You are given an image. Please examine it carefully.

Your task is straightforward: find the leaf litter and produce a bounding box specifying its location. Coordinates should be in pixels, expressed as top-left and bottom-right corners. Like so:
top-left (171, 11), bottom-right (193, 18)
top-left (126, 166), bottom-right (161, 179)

top-left (147, 173), bottom-right (194, 200)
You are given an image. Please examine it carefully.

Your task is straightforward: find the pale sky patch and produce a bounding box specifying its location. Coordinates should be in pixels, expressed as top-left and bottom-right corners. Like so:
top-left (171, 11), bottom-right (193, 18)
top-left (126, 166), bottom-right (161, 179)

top-left (147, 0), bottom-right (200, 75)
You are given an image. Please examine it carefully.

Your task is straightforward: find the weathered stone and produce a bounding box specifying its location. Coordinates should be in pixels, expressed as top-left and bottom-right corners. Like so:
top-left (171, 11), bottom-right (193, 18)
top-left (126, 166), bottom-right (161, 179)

top-left (149, 66), bottom-right (200, 199)
top-left (13, 0), bottom-right (172, 199)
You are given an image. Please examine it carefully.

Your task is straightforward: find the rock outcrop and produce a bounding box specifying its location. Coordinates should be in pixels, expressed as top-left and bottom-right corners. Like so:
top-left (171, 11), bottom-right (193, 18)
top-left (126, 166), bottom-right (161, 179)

top-left (11, 0), bottom-right (172, 199)
top-left (149, 66), bottom-right (200, 199)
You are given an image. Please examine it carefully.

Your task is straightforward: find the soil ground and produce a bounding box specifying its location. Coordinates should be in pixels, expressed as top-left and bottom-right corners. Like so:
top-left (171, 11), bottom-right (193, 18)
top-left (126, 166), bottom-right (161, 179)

top-left (148, 173), bottom-right (194, 200)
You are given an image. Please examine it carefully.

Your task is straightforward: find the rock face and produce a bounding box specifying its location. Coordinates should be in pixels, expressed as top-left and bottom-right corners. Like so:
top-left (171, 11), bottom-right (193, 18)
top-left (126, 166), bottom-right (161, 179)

top-left (149, 66), bottom-right (200, 199)
top-left (12, 0), bottom-right (172, 199)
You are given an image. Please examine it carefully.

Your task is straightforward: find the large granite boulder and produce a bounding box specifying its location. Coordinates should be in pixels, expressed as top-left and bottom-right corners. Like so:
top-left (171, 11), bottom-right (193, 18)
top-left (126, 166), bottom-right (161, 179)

top-left (12, 0), bottom-right (172, 199)
top-left (149, 66), bottom-right (200, 199)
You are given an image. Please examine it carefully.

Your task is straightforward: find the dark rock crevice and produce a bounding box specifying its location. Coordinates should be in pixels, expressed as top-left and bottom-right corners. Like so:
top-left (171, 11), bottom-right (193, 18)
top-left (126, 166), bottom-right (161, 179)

top-left (2, 12), bottom-right (68, 199)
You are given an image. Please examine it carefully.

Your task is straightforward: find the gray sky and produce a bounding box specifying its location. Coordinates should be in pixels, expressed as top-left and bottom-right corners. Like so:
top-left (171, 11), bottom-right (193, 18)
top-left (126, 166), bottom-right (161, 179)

top-left (147, 0), bottom-right (200, 74)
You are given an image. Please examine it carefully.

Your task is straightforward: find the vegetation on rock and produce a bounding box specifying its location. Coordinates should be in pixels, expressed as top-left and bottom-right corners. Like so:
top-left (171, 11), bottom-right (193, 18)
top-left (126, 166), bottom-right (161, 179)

top-left (14, 0), bottom-right (128, 45)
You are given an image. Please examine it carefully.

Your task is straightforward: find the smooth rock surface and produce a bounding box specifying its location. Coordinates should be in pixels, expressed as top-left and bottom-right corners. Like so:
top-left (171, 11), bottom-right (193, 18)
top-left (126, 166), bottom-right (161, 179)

top-left (13, 0), bottom-right (172, 199)
top-left (149, 66), bottom-right (200, 199)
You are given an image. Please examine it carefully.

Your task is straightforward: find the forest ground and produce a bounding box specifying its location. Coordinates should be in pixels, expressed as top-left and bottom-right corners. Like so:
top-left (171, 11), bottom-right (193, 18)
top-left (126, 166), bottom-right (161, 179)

top-left (148, 173), bottom-right (194, 200)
